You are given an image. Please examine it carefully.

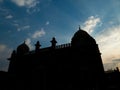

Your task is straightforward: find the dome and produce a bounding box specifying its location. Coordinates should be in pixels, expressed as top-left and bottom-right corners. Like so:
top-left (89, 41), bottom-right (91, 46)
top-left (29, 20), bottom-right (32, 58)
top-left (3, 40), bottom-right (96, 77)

top-left (17, 42), bottom-right (29, 55)
top-left (71, 28), bottom-right (96, 48)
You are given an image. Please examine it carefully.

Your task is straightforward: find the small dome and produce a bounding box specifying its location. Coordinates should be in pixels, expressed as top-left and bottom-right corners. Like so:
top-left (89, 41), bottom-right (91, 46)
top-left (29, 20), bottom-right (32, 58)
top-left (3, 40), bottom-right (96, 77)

top-left (71, 28), bottom-right (96, 48)
top-left (17, 42), bottom-right (29, 55)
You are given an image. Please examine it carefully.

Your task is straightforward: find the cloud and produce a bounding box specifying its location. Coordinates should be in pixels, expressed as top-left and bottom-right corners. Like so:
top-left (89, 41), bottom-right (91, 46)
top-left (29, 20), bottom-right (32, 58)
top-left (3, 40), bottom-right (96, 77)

top-left (112, 59), bottom-right (120, 62)
top-left (25, 28), bottom-right (46, 50)
top-left (82, 16), bottom-right (101, 34)
top-left (26, 7), bottom-right (40, 14)
top-left (103, 58), bottom-right (120, 71)
top-left (32, 28), bottom-right (46, 39)
top-left (0, 44), bottom-right (12, 71)
top-left (5, 14), bottom-right (13, 19)
top-left (22, 25), bottom-right (30, 29)
top-left (0, 44), bottom-right (6, 52)
top-left (11, 0), bottom-right (40, 14)
top-left (11, 0), bottom-right (40, 8)
top-left (46, 21), bottom-right (50, 25)
top-left (17, 25), bottom-right (30, 31)
top-left (95, 25), bottom-right (120, 64)
top-left (25, 38), bottom-right (34, 50)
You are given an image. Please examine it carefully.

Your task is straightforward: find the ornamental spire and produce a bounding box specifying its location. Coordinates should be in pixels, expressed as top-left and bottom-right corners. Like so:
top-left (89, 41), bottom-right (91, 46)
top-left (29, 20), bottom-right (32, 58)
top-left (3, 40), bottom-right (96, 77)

top-left (79, 25), bottom-right (81, 30)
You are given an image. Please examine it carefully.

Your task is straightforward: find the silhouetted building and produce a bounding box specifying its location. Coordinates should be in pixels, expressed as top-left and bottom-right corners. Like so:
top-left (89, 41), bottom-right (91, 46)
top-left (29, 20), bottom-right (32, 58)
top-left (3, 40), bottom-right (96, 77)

top-left (8, 27), bottom-right (105, 90)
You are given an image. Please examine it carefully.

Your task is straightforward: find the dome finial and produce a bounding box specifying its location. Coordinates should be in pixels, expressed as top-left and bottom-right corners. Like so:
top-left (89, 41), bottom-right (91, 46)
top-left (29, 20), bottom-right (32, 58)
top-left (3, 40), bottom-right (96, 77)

top-left (24, 40), bottom-right (26, 44)
top-left (79, 25), bottom-right (81, 30)
top-left (24, 39), bottom-right (27, 44)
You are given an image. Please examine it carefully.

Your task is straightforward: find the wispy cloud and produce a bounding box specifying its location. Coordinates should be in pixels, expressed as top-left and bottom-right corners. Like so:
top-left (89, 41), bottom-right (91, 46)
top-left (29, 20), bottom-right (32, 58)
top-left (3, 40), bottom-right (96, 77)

top-left (25, 28), bottom-right (46, 50)
top-left (16, 25), bottom-right (30, 31)
top-left (82, 16), bottom-right (101, 34)
top-left (11, 0), bottom-right (40, 8)
top-left (5, 14), bottom-right (13, 19)
top-left (11, 0), bottom-right (40, 14)
top-left (26, 7), bottom-right (40, 14)
top-left (32, 28), bottom-right (46, 39)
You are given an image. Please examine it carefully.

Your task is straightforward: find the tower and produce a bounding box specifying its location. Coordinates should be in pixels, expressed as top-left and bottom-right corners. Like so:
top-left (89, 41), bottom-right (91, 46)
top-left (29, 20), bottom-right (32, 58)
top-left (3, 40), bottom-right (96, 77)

top-left (71, 27), bottom-right (105, 89)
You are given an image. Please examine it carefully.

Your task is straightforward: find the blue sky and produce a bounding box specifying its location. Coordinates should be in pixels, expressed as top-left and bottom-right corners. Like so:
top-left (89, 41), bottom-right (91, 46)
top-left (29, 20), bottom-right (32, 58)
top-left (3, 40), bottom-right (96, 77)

top-left (0, 0), bottom-right (120, 71)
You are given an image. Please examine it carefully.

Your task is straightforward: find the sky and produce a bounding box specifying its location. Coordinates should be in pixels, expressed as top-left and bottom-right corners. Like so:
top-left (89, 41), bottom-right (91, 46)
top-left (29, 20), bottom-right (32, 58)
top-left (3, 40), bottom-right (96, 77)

top-left (0, 0), bottom-right (120, 71)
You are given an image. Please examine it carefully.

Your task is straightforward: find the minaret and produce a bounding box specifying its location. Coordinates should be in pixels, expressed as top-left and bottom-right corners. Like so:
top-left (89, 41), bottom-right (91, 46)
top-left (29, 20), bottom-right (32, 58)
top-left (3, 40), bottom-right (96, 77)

top-left (35, 41), bottom-right (41, 52)
top-left (50, 37), bottom-right (57, 49)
